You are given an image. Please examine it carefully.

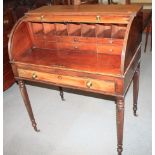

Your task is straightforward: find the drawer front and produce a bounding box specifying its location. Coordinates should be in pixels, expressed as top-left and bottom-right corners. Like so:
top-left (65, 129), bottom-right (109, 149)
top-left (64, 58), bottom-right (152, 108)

top-left (25, 15), bottom-right (129, 24)
top-left (45, 42), bottom-right (57, 49)
top-left (25, 15), bottom-right (99, 23)
top-left (56, 36), bottom-right (96, 43)
top-left (96, 38), bottom-right (124, 45)
top-left (57, 42), bottom-right (96, 51)
top-left (18, 69), bottom-right (115, 93)
top-left (52, 15), bottom-right (98, 23)
top-left (97, 44), bottom-right (122, 55)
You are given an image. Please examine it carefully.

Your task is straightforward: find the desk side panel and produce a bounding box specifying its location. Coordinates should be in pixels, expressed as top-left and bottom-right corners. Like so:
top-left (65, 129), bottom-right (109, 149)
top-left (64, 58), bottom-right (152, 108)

top-left (121, 12), bottom-right (142, 73)
top-left (8, 20), bottom-right (33, 61)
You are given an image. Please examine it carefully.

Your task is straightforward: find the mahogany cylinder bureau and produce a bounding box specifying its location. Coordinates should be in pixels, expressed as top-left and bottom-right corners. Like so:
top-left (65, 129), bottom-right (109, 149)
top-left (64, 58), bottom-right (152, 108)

top-left (8, 5), bottom-right (143, 155)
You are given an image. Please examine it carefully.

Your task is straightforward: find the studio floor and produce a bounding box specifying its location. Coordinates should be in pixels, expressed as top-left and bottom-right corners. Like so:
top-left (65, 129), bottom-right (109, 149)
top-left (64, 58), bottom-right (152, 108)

top-left (3, 35), bottom-right (152, 155)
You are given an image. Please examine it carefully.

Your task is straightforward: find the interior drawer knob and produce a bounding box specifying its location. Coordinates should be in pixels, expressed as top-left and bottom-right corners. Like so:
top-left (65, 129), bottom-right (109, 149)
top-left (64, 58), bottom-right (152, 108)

top-left (32, 73), bottom-right (37, 79)
top-left (86, 80), bottom-right (93, 88)
top-left (74, 38), bottom-right (78, 42)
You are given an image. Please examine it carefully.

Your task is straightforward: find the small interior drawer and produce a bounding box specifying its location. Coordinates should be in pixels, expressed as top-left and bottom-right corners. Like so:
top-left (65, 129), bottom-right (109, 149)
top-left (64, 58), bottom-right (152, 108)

top-left (18, 69), bottom-right (115, 94)
top-left (97, 44), bottom-right (122, 55)
top-left (56, 36), bottom-right (97, 43)
top-left (57, 42), bottom-right (96, 51)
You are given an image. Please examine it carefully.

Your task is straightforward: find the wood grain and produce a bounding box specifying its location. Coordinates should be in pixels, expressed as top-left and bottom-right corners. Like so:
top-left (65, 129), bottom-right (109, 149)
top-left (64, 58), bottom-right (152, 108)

top-left (8, 4), bottom-right (143, 155)
top-left (18, 68), bottom-right (116, 94)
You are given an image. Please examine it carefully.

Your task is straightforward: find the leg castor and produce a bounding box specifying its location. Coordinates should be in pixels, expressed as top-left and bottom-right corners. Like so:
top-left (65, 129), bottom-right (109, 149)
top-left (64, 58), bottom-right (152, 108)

top-left (59, 87), bottom-right (65, 101)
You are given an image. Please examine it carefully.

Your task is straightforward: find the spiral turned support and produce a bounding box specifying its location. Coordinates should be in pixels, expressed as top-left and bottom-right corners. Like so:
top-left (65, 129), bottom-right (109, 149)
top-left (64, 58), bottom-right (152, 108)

top-left (116, 97), bottom-right (125, 155)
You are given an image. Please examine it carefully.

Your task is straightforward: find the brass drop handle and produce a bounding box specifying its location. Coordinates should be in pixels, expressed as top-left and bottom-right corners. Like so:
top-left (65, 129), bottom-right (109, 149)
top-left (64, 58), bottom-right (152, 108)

top-left (40, 15), bottom-right (44, 21)
top-left (86, 80), bottom-right (93, 88)
top-left (32, 73), bottom-right (37, 79)
top-left (96, 15), bottom-right (101, 22)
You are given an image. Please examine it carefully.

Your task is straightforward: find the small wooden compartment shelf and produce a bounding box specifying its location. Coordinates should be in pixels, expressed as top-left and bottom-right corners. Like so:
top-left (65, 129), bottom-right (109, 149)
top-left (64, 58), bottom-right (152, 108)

top-left (68, 23), bottom-right (81, 36)
top-left (31, 22), bottom-right (127, 40)
top-left (12, 21), bottom-right (128, 57)
top-left (8, 5), bottom-right (143, 155)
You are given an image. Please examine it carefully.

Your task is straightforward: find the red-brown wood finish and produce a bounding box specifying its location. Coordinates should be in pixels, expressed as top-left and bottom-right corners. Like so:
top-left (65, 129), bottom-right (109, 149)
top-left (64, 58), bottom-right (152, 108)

top-left (133, 63), bottom-right (140, 116)
top-left (116, 97), bottom-right (125, 155)
top-left (18, 80), bottom-right (40, 132)
top-left (8, 5), bottom-right (143, 155)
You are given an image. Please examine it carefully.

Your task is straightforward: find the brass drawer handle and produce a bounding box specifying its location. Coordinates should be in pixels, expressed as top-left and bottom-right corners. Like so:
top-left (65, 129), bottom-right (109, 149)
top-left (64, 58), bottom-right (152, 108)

top-left (86, 80), bottom-right (93, 88)
top-left (40, 15), bottom-right (44, 21)
top-left (96, 15), bottom-right (101, 22)
top-left (32, 73), bottom-right (37, 79)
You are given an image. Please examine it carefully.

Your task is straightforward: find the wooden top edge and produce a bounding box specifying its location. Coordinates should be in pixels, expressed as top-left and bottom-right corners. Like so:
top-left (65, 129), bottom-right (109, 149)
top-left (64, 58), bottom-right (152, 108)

top-left (13, 61), bottom-right (123, 78)
top-left (26, 4), bottom-right (142, 16)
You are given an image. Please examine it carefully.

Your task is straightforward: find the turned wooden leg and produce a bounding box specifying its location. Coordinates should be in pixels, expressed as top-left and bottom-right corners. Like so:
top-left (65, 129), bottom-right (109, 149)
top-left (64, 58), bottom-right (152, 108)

top-left (59, 87), bottom-right (65, 101)
top-left (116, 97), bottom-right (125, 155)
top-left (18, 80), bottom-right (40, 132)
top-left (133, 64), bottom-right (140, 116)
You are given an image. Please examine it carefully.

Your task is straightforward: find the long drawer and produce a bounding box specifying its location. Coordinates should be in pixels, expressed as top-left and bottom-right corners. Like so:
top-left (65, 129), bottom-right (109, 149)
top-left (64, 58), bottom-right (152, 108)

top-left (18, 69), bottom-right (115, 94)
top-left (25, 15), bottom-right (130, 24)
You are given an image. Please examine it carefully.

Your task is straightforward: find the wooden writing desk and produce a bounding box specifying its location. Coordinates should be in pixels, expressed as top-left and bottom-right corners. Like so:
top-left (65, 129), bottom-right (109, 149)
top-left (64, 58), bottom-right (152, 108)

top-left (8, 5), bottom-right (142, 155)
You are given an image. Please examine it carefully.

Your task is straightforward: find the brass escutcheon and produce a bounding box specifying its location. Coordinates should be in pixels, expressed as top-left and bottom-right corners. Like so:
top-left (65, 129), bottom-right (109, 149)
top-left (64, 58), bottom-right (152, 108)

top-left (32, 73), bottom-right (37, 79)
top-left (86, 80), bottom-right (93, 88)
top-left (58, 75), bottom-right (62, 80)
